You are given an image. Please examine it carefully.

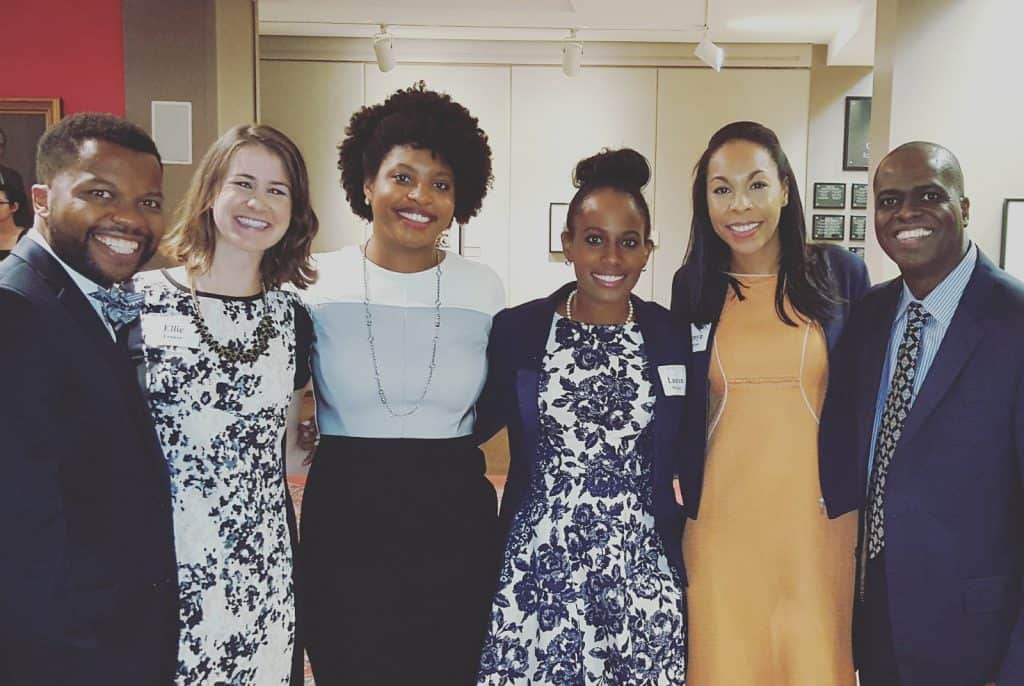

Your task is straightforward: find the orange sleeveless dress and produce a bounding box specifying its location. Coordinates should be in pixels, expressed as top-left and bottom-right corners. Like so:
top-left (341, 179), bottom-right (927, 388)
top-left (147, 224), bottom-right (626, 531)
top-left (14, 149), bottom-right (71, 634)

top-left (682, 274), bottom-right (857, 686)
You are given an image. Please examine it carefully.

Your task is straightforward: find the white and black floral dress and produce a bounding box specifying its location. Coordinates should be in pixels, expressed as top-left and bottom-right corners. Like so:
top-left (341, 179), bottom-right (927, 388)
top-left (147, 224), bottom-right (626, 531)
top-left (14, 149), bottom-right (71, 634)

top-left (478, 315), bottom-right (686, 685)
top-left (134, 269), bottom-right (311, 686)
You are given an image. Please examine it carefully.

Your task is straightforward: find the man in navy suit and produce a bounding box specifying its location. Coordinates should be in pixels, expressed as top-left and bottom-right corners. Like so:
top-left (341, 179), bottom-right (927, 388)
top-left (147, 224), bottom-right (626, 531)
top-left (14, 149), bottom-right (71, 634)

top-left (825, 141), bottom-right (1024, 685)
top-left (0, 113), bottom-right (177, 684)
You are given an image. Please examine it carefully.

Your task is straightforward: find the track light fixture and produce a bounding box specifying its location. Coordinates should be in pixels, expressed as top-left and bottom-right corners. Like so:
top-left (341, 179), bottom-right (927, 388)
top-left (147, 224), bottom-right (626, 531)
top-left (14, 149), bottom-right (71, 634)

top-left (694, 0), bottom-right (724, 71)
top-left (562, 29), bottom-right (583, 77)
top-left (694, 35), bottom-right (724, 71)
top-left (373, 25), bottom-right (396, 73)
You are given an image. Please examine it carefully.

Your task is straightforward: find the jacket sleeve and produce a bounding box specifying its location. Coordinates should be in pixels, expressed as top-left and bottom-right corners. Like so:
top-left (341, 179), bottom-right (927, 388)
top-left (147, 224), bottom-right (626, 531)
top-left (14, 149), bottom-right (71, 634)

top-left (995, 369), bottom-right (1024, 682)
top-left (0, 291), bottom-right (72, 678)
top-left (474, 309), bottom-right (512, 445)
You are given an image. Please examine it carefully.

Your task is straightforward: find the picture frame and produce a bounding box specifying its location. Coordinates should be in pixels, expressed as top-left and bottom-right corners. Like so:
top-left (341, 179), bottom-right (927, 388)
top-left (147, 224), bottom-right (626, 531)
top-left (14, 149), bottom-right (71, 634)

top-left (813, 182), bottom-right (846, 210)
top-left (1000, 198), bottom-right (1024, 280)
top-left (850, 215), bottom-right (867, 241)
top-left (851, 183), bottom-right (869, 210)
top-left (0, 98), bottom-right (63, 228)
top-left (811, 214), bottom-right (845, 241)
top-left (549, 202), bottom-right (569, 253)
top-left (843, 96), bottom-right (871, 171)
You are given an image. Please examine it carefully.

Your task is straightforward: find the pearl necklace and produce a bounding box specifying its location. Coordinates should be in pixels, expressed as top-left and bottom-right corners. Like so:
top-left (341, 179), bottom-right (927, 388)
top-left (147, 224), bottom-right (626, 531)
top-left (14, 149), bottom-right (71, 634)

top-left (565, 289), bottom-right (634, 325)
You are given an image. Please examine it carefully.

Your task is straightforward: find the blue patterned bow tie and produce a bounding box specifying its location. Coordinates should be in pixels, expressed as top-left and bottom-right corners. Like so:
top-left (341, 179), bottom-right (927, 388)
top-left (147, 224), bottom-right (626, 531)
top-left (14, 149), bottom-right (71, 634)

top-left (91, 285), bottom-right (144, 327)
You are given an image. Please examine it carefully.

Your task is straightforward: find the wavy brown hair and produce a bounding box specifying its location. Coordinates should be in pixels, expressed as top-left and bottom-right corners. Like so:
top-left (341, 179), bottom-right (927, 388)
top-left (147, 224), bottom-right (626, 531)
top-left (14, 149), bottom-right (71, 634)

top-left (163, 124), bottom-right (318, 289)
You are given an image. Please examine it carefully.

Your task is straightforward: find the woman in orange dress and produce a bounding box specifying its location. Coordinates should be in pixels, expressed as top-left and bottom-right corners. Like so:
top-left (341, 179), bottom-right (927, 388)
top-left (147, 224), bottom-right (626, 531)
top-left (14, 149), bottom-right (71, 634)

top-left (671, 121), bottom-right (870, 685)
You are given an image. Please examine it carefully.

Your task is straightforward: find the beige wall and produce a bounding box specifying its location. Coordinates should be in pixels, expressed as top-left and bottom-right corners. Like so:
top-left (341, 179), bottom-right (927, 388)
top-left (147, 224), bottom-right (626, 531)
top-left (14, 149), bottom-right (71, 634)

top-left (123, 0), bottom-right (258, 232)
top-left (259, 38), bottom-right (817, 307)
top-left (869, 0), bottom-right (1024, 282)
top-left (805, 45), bottom-right (872, 258)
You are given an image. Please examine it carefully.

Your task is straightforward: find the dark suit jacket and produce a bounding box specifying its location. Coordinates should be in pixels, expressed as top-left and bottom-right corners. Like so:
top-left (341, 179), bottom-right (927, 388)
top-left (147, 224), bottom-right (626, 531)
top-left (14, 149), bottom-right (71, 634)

top-left (0, 239), bottom-right (178, 685)
top-left (828, 250), bottom-right (1024, 685)
top-left (476, 282), bottom-right (700, 583)
top-left (0, 163), bottom-right (33, 229)
top-left (670, 243), bottom-right (871, 519)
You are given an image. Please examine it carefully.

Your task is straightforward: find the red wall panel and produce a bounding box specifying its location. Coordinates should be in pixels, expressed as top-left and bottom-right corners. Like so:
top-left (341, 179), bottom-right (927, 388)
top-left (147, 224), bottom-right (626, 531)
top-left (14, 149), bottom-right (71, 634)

top-left (3, 0), bottom-right (125, 115)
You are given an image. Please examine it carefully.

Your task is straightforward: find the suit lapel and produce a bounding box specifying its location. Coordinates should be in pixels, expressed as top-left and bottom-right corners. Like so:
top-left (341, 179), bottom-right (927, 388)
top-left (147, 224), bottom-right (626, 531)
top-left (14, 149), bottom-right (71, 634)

top-left (898, 258), bottom-right (991, 446)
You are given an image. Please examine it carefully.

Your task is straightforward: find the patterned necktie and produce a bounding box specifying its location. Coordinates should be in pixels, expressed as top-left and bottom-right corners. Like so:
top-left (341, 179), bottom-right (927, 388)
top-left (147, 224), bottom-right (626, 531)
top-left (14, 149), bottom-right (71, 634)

top-left (91, 285), bottom-right (144, 328)
top-left (866, 301), bottom-right (930, 559)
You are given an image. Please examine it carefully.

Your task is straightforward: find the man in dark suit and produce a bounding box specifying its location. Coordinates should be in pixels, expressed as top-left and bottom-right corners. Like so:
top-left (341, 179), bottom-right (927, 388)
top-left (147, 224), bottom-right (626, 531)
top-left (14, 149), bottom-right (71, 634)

top-left (823, 141), bottom-right (1024, 685)
top-left (0, 127), bottom-right (34, 229)
top-left (0, 113), bottom-right (177, 684)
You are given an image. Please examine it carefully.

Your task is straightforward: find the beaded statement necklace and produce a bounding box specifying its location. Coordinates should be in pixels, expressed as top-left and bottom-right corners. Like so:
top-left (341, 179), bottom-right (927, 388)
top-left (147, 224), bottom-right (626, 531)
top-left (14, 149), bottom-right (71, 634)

top-left (189, 277), bottom-right (275, 365)
top-left (362, 241), bottom-right (442, 418)
top-left (565, 289), bottom-right (634, 325)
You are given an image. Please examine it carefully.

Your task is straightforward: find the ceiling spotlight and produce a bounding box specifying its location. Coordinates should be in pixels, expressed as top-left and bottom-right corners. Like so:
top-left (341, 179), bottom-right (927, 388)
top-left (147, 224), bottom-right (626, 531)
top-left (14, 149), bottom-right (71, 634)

top-left (373, 25), bottom-right (395, 73)
top-left (694, 35), bottom-right (724, 71)
top-left (562, 29), bottom-right (583, 77)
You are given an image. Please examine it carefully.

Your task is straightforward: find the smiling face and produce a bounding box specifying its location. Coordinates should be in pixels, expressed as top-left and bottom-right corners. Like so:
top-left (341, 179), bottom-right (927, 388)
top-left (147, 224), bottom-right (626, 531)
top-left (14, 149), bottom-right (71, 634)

top-left (563, 188), bottom-right (651, 322)
top-left (0, 189), bottom-right (17, 226)
top-left (364, 145), bottom-right (455, 260)
top-left (706, 139), bottom-right (789, 273)
top-left (874, 145), bottom-right (969, 294)
top-left (36, 139), bottom-right (164, 287)
top-left (211, 144), bottom-right (293, 262)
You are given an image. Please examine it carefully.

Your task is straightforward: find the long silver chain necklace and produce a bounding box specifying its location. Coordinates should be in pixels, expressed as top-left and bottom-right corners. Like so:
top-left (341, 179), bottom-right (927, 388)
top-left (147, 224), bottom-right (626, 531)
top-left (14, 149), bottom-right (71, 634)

top-left (565, 289), bottom-right (634, 324)
top-left (362, 240), bottom-right (442, 417)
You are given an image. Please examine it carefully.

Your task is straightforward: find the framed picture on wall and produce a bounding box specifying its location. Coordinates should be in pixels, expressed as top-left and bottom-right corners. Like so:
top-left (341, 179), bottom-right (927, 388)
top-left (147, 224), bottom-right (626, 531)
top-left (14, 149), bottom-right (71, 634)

top-left (843, 96), bottom-right (872, 171)
top-left (813, 182), bottom-right (846, 209)
top-left (549, 202), bottom-right (569, 253)
top-left (1000, 198), bottom-right (1024, 280)
top-left (851, 183), bottom-right (869, 209)
top-left (812, 214), bottom-right (845, 241)
top-left (0, 98), bottom-right (62, 229)
top-left (850, 215), bottom-right (867, 241)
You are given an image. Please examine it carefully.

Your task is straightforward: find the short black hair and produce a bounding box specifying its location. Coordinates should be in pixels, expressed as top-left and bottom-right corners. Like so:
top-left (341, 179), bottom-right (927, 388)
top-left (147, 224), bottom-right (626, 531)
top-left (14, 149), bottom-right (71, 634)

top-left (338, 81), bottom-right (492, 224)
top-left (567, 148), bottom-right (652, 239)
top-left (36, 112), bottom-right (161, 184)
top-left (0, 182), bottom-right (25, 209)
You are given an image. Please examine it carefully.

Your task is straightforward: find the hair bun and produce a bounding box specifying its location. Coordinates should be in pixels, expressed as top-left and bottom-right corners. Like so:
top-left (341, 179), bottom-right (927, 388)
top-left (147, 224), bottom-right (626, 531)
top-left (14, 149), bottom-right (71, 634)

top-left (573, 148), bottom-right (651, 190)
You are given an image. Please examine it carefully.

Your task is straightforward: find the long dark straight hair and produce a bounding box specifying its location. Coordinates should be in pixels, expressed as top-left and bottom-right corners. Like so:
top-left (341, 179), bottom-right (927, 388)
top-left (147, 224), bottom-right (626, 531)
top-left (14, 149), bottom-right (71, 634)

top-left (681, 121), bottom-right (836, 326)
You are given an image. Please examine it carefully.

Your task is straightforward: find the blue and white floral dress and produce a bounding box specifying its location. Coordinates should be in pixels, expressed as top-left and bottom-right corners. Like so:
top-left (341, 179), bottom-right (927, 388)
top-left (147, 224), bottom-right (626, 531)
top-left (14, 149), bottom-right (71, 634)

top-left (478, 314), bottom-right (687, 685)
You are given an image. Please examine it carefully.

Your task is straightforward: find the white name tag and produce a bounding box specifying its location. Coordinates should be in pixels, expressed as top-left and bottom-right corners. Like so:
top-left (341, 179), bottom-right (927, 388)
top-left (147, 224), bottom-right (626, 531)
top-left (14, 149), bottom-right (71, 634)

top-left (691, 323), bottom-right (712, 352)
top-left (658, 364), bottom-right (687, 396)
top-left (142, 313), bottom-right (201, 349)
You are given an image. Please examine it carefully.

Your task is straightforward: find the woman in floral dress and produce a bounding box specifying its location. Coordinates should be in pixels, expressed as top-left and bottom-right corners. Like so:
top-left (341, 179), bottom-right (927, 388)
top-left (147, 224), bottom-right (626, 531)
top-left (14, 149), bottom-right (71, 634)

top-left (476, 148), bottom-right (699, 685)
top-left (134, 124), bottom-right (317, 685)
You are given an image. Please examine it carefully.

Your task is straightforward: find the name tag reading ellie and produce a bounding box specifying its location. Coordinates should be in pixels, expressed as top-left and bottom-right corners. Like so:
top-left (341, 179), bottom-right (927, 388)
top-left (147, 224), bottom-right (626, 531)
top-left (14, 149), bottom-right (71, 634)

top-left (142, 313), bottom-right (201, 349)
top-left (658, 365), bottom-right (687, 396)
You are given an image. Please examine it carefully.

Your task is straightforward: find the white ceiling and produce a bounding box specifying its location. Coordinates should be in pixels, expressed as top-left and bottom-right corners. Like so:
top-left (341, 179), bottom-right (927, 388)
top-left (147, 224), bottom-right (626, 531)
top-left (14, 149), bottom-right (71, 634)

top-left (259, 0), bottom-right (876, 65)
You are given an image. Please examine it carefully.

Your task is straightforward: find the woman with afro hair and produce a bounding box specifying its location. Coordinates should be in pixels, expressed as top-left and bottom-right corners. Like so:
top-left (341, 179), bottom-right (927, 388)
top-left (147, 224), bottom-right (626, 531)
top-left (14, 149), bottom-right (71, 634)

top-left (298, 82), bottom-right (506, 684)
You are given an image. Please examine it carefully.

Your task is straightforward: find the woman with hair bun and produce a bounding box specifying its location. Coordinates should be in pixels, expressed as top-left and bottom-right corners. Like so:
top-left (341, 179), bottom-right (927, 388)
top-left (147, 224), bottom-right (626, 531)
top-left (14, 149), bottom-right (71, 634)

top-left (298, 83), bottom-right (505, 684)
top-left (475, 148), bottom-right (695, 685)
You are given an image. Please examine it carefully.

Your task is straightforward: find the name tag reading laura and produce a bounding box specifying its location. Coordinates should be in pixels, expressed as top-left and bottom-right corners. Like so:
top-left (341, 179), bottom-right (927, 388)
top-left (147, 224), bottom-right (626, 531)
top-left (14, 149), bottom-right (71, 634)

top-left (658, 365), bottom-right (687, 396)
top-left (142, 314), bottom-right (201, 349)
top-left (691, 323), bottom-right (711, 352)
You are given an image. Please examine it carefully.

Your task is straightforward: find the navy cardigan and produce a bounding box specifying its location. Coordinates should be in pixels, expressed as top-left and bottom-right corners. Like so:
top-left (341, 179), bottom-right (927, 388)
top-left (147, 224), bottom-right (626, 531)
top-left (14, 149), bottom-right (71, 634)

top-left (669, 244), bottom-right (871, 520)
top-left (476, 282), bottom-right (702, 584)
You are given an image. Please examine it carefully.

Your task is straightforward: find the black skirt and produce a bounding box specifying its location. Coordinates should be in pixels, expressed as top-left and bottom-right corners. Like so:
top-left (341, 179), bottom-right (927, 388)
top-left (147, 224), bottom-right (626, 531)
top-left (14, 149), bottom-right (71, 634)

top-left (298, 435), bottom-right (499, 685)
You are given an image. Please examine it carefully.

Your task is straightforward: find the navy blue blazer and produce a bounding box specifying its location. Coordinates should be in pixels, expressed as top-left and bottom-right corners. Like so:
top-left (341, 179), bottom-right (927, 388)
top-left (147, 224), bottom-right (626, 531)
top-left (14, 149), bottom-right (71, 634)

top-left (476, 282), bottom-right (700, 583)
top-left (827, 251), bottom-right (1024, 685)
top-left (0, 239), bottom-right (178, 685)
top-left (670, 243), bottom-right (871, 519)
